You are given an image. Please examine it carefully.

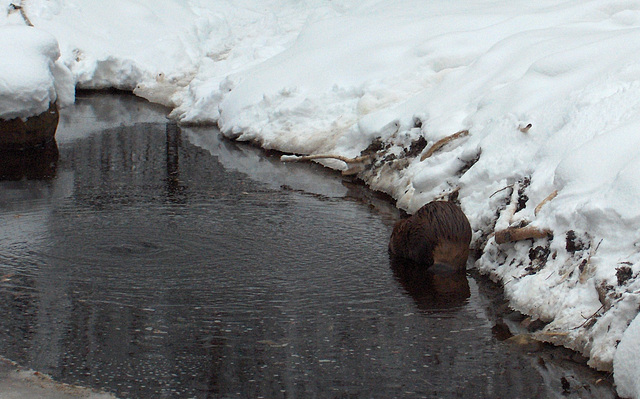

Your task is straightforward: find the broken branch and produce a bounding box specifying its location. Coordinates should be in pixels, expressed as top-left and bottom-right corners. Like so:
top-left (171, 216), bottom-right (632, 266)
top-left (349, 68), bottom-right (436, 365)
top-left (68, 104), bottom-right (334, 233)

top-left (494, 226), bottom-right (552, 244)
top-left (420, 130), bottom-right (469, 161)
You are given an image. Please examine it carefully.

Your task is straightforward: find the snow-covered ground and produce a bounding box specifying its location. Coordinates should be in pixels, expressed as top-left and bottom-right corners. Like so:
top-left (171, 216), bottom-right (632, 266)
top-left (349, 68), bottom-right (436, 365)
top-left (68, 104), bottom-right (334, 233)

top-left (2, 0), bottom-right (640, 396)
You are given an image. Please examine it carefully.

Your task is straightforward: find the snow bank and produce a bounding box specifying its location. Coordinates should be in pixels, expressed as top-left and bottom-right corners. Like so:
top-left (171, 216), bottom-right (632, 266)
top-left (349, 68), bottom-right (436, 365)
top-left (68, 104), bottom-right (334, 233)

top-left (615, 312), bottom-right (640, 399)
top-left (177, 0), bottom-right (640, 393)
top-left (15, 0), bottom-right (213, 101)
top-left (6, 0), bottom-right (355, 110)
top-left (3, 0), bottom-right (640, 396)
top-left (196, 0), bottom-right (640, 377)
top-left (0, 24), bottom-right (72, 120)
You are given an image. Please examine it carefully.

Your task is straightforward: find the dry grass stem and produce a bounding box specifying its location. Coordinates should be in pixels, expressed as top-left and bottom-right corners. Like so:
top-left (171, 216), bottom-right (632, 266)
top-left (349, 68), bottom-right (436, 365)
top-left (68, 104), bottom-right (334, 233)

top-left (534, 190), bottom-right (558, 216)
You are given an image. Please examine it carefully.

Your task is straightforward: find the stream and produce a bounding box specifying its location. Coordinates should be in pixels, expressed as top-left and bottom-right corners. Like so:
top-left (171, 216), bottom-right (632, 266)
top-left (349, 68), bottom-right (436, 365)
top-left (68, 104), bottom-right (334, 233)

top-left (0, 93), bottom-right (616, 398)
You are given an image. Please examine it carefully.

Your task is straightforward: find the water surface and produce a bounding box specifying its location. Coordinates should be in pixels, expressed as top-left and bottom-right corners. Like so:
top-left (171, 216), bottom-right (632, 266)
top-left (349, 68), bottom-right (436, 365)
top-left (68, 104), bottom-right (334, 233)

top-left (0, 94), bottom-right (615, 398)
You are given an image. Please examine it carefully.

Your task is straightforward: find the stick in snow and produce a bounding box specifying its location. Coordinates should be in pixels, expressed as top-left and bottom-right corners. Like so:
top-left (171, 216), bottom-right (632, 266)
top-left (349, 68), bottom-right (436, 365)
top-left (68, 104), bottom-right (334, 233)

top-left (9, 1), bottom-right (34, 26)
top-left (420, 130), bottom-right (469, 161)
top-left (534, 190), bottom-right (558, 216)
top-left (519, 123), bottom-right (532, 133)
top-left (494, 226), bottom-right (552, 244)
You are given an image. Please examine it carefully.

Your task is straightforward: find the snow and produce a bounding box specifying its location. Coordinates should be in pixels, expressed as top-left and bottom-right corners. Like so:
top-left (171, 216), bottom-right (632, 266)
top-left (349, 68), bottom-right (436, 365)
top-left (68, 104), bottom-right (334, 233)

top-left (0, 24), bottom-right (72, 120)
top-left (615, 311), bottom-right (640, 399)
top-left (2, 0), bottom-right (640, 397)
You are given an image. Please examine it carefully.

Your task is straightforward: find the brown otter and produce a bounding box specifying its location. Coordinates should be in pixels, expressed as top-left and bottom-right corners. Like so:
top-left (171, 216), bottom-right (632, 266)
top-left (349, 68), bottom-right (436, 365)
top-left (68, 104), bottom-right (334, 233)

top-left (388, 201), bottom-right (472, 271)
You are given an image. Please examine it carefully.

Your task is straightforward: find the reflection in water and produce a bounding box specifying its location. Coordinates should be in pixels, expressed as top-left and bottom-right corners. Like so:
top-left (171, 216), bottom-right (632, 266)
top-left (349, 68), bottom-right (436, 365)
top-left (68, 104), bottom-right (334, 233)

top-left (390, 258), bottom-right (471, 310)
top-left (0, 141), bottom-right (59, 181)
top-left (0, 93), bottom-right (616, 399)
top-left (165, 122), bottom-right (183, 199)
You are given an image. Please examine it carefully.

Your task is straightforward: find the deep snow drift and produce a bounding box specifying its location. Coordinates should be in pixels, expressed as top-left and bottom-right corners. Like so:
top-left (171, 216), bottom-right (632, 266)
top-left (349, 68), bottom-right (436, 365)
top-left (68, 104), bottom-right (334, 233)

top-left (2, 0), bottom-right (640, 397)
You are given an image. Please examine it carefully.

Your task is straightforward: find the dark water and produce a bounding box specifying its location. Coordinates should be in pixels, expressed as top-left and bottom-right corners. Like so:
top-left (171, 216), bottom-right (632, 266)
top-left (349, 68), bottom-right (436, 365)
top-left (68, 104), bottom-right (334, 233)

top-left (0, 94), bottom-right (615, 398)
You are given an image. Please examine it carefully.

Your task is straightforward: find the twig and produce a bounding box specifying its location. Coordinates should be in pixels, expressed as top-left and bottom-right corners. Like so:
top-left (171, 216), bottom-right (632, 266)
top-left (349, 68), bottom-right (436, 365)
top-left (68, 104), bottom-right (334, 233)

top-left (534, 190), bottom-right (558, 216)
top-left (594, 238), bottom-right (603, 253)
top-left (573, 304), bottom-right (604, 329)
top-left (280, 154), bottom-right (371, 165)
top-left (494, 226), bottom-right (552, 244)
top-left (489, 184), bottom-right (514, 198)
top-left (420, 130), bottom-right (469, 161)
top-left (519, 123), bottom-right (532, 133)
top-left (10, 2), bottom-right (34, 26)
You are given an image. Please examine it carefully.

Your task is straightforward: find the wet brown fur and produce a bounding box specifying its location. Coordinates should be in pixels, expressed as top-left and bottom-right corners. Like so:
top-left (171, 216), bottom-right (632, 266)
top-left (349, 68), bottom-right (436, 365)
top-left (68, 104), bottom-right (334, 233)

top-left (388, 201), bottom-right (472, 270)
